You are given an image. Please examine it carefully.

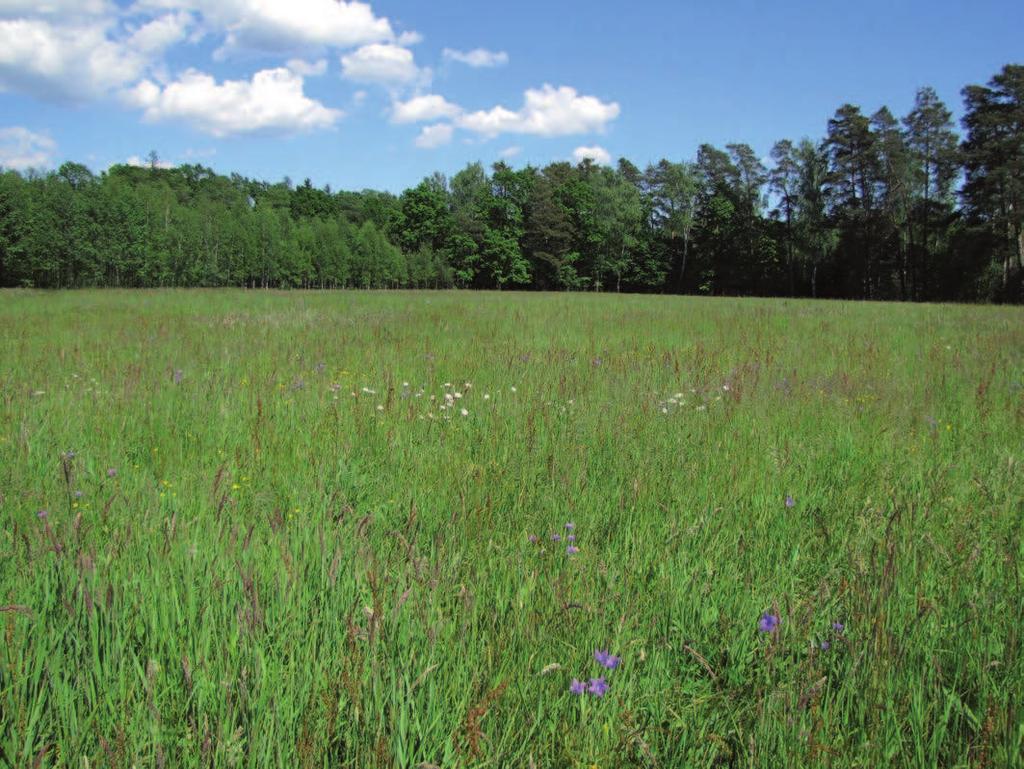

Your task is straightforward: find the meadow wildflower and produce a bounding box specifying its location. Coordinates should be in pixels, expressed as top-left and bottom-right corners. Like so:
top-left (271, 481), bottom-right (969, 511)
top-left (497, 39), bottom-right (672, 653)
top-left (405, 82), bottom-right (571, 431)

top-left (587, 677), bottom-right (608, 697)
top-left (566, 545), bottom-right (579, 555)
top-left (551, 533), bottom-right (562, 542)
top-left (528, 534), bottom-right (538, 543)
top-left (37, 509), bottom-right (48, 520)
top-left (569, 679), bottom-right (586, 695)
top-left (460, 408), bottom-right (469, 416)
top-left (173, 369), bottom-right (184, 384)
top-left (820, 640), bottom-right (831, 651)
top-left (106, 468), bottom-right (117, 478)
top-left (565, 522), bottom-right (575, 530)
top-left (594, 650), bottom-right (620, 669)
top-left (785, 494), bottom-right (795, 508)
top-left (567, 534), bottom-right (576, 542)
top-left (758, 613), bottom-right (780, 633)
top-left (832, 621), bottom-right (845, 633)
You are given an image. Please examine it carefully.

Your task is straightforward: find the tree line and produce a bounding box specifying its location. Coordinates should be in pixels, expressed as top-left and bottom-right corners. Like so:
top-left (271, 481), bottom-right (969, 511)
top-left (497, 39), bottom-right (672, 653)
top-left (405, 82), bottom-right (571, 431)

top-left (1, 64), bottom-right (1021, 302)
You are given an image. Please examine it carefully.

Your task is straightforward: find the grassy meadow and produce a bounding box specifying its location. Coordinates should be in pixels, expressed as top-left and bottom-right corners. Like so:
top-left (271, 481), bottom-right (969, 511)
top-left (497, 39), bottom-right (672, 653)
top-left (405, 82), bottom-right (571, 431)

top-left (1, 289), bottom-right (1022, 768)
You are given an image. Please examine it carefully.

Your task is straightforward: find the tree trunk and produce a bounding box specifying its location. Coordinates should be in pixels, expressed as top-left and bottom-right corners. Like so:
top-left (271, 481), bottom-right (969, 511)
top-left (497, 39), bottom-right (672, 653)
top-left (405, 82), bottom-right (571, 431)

top-left (677, 232), bottom-right (689, 292)
top-left (1016, 225), bottom-right (1023, 271)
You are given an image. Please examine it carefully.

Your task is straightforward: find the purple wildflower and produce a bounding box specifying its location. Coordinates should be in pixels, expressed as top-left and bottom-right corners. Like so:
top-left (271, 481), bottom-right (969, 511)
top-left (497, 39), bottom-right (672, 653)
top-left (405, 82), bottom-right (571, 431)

top-left (551, 533), bottom-right (561, 542)
top-left (37, 509), bottom-right (49, 520)
top-left (785, 494), bottom-right (795, 508)
top-left (73, 490), bottom-right (83, 499)
top-left (106, 468), bottom-right (117, 478)
top-left (820, 640), bottom-right (831, 651)
top-left (587, 677), bottom-right (608, 697)
top-left (528, 534), bottom-right (538, 544)
top-left (758, 613), bottom-right (780, 633)
top-left (566, 534), bottom-right (576, 542)
top-left (594, 650), bottom-right (620, 670)
top-left (832, 621), bottom-right (845, 633)
top-left (566, 545), bottom-right (579, 555)
top-left (569, 679), bottom-right (585, 695)
top-left (173, 369), bottom-right (184, 384)
top-left (565, 522), bottom-right (575, 531)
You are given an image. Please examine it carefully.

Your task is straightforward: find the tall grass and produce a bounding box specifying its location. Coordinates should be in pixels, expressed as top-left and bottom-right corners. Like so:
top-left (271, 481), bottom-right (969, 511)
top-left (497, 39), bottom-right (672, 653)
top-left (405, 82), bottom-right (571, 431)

top-left (1, 290), bottom-right (1022, 768)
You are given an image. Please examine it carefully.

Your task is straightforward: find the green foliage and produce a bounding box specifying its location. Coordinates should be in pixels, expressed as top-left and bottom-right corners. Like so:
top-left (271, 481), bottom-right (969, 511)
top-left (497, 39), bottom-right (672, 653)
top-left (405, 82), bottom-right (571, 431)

top-left (0, 63), bottom-right (1022, 301)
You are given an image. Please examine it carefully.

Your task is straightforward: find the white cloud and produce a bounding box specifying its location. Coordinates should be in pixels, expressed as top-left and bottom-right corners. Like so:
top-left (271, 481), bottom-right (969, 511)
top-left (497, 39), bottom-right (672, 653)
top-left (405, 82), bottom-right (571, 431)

top-left (286, 58), bottom-right (327, 77)
top-left (0, 0), bottom-right (111, 17)
top-left (0, 126), bottom-right (56, 170)
top-left (0, 17), bottom-right (150, 101)
top-left (442, 48), bottom-right (508, 68)
top-left (340, 43), bottom-right (428, 87)
top-left (573, 145), bottom-right (612, 165)
top-left (499, 145), bottom-right (521, 159)
top-left (126, 67), bottom-right (343, 137)
top-left (391, 94), bottom-right (461, 123)
top-left (457, 84), bottom-right (619, 137)
top-left (126, 153), bottom-right (174, 168)
top-left (0, 1), bottom-right (417, 106)
top-left (127, 11), bottom-right (192, 53)
top-left (414, 123), bottom-right (453, 149)
top-left (133, 0), bottom-right (396, 57)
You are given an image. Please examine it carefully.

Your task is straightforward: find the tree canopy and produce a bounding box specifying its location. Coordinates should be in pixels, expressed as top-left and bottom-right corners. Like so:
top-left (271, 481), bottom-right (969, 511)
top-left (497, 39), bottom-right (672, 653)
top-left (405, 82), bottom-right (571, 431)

top-left (1, 64), bottom-right (1021, 302)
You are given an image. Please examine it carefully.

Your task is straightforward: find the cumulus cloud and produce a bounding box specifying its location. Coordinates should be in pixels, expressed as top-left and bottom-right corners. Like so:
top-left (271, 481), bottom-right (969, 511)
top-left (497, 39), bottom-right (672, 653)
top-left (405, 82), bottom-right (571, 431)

top-left (286, 58), bottom-right (328, 77)
top-left (126, 11), bottom-right (193, 53)
top-left (125, 67), bottom-right (343, 137)
top-left (457, 84), bottom-right (619, 137)
top-left (396, 30), bottom-right (422, 46)
top-left (0, 0), bottom-right (111, 17)
top-left (442, 47), bottom-right (508, 68)
top-left (414, 123), bottom-right (453, 149)
top-left (0, 17), bottom-right (152, 101)
top-left (131, 0), bottom-right (396, 57)
top-left (499, 145), bottom-right (521, 159)
top-left (340, 43), bottom-right (428, 87)
top-left (0, 127), bottom-right (56, 170)
top-left (573, 145), bottom-right (612, 165)
top-left (391, 94), bottom-right (461, 123)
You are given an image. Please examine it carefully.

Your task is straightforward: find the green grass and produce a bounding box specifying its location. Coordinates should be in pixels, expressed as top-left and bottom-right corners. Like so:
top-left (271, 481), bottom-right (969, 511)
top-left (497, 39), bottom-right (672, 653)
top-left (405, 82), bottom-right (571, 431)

top-left (1, 289), bottom-right (1022, 768)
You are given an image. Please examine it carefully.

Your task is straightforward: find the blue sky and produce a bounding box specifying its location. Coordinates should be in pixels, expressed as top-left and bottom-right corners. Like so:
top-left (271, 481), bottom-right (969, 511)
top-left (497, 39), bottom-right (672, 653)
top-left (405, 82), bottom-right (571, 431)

top-left (0, 0), bottom-right (1021, 192)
